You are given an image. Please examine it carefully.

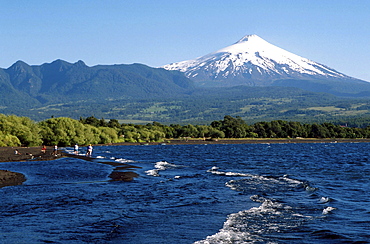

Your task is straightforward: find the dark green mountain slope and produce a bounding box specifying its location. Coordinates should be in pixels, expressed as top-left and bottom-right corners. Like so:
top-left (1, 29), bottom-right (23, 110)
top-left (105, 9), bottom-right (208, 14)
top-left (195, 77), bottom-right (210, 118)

top-left (7, 84), bottom-right (370, 125)
top-left (271, 78), bottom-right (370, 97)
top-left (0, 66), bottom-right (40, 107)
top-left (2, 60), bottom-right (195, 104)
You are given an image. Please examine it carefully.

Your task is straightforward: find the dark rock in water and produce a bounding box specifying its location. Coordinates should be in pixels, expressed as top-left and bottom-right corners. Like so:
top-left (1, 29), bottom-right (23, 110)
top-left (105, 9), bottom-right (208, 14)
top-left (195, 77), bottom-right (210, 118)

top-left (109, 171), bottom-right (139, 182)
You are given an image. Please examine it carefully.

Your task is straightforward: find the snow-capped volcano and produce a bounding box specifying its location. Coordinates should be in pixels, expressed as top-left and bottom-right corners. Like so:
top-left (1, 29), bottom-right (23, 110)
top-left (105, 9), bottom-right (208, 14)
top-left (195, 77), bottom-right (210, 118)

top-left (162, 35), bottom-right (355, 86)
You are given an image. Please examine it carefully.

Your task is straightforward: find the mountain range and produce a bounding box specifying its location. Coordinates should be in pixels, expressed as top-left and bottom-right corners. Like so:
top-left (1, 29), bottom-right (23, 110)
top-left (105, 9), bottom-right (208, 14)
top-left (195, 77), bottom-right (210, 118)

top-left (1, 35), bottom-right (370, 123)
top-left (0, 59), bottom-right (194, 107)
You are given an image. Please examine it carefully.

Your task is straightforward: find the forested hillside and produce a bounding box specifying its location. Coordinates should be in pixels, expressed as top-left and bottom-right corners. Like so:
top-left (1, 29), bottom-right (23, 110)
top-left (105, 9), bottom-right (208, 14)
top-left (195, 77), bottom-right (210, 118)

top-left (4, 85), bottom-right (370, 126)
top-left (0, 60), bottom-right (194, 105)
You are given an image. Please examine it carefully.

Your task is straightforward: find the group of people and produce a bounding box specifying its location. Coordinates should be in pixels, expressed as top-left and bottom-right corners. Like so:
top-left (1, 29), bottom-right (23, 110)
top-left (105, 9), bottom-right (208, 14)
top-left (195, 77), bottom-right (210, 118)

top-left (86, 144), bottom-right (93, 157)
top-left (74, 144), bottom-right (93, 157)
top-left (41, 144), bottom-right (94, 157)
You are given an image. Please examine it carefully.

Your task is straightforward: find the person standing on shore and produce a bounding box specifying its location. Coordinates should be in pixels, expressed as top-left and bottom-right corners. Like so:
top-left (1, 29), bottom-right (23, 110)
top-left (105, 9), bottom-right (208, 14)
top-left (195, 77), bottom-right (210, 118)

top-left (86, 144), bottom-right (93, 157)
top-left (74, 144), bottom-right (79, 155)
top-left (52, 145), bottom-right (58, 156)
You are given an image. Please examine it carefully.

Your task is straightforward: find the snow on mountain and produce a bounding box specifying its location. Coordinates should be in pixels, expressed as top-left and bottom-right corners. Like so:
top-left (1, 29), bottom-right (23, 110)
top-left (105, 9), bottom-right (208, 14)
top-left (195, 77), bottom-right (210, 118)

top-left (162, 35), bottom-right (354, 86)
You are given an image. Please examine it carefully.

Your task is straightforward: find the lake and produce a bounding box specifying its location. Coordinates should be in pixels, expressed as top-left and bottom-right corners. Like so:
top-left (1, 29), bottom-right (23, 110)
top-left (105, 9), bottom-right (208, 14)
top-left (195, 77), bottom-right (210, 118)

top-left (1, 143), bottom-right (369, 243)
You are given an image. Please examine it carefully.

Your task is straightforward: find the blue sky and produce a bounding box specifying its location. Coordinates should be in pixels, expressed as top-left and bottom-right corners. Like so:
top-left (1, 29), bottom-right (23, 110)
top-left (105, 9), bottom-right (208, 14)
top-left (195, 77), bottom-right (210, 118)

top-left (1, 0), bottom-right (369, 81)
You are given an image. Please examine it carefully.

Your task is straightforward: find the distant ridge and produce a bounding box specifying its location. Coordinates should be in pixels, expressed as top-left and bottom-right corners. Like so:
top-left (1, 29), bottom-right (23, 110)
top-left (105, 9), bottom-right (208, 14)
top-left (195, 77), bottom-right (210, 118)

top-left (0, 59), bottom-right (195, 105)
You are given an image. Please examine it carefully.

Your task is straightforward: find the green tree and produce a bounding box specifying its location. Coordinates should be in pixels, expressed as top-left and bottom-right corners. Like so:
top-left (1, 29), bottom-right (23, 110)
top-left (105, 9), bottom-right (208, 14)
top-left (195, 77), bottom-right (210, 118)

top-left (0, 131), bottom-right (21, 146)
top-left (0, 114), bottom-right (42, 146)
top-left (107, 119), bottom-right (121, 129)
top-left (39, 117), bottom-right (102, 146)
top-left (180, 124), bottom-right (199, 137)
top-left (253, 122), bottom-right (268, 138)
top-left (99, 127), bottom-right (119, 144)
top-left (80, 116), bottom-right (102, 127)
top-left (211, 115), bottom-right (248, 138)
top-left (208, 126), bottom-right (225, 138)
top-left (307, 123), bottom-right (331, 138)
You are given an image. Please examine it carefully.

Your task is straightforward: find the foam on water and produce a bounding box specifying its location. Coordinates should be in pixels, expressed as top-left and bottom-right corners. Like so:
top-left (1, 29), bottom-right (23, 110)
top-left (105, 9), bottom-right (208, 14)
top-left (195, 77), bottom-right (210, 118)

top-left (319, 197), bottom-right (331, 204)
top-left (145, 169), bottom-right (160, 177)
top-left (115, 158), bottom-right (136, 163)
top-left (210, 167), bottom-right (302, 194)
top-left (280, 174), bottom-right (305, 185)
top-left (198, 167), bottom-right (331, 243)
top-left (145, 161), bottom-right (181, 176)
top-left (194, 195), bottom-right (309, 243)
top-left (322, 206), bottom-right (336, 215)
top-left (207, 167), bottom-right (300, 187)
top-left (207, 166), bottom-right (254, 177)
top-left (305, 185), bottom-right (318, 192)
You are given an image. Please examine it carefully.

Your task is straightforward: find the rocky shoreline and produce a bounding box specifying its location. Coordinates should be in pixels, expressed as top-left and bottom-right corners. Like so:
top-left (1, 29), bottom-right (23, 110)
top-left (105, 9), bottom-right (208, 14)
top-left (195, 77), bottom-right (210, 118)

top-left (0, 146), bottom-right (64, 188)
top-left (2, 138), bottom-right (370, 188)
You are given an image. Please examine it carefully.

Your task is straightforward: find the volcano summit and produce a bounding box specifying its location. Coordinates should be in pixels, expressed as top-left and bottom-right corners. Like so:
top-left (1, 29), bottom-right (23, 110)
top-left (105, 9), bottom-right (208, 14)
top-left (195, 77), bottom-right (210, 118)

top-left (162, 35), bottom-right (364, 88)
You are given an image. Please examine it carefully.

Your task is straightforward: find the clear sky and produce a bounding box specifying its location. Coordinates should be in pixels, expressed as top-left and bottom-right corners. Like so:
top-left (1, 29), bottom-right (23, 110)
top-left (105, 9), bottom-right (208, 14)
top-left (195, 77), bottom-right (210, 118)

top-left (1, 0), bottom-right (369, 81)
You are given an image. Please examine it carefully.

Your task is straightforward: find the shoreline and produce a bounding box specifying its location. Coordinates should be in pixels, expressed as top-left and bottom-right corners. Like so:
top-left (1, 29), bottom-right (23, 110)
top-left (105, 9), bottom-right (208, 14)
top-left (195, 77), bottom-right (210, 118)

top-left (0, 146), bottom-right (66, 188)
top-left (108, 138), bottom-right (370, 146)
top-left (2, 138), bottom-right (370, 188)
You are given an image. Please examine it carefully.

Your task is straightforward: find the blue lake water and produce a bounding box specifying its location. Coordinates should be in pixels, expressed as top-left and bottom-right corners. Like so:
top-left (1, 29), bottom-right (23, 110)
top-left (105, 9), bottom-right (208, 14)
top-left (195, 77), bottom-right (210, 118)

top-left (1, 143), bottom-right (369, 243)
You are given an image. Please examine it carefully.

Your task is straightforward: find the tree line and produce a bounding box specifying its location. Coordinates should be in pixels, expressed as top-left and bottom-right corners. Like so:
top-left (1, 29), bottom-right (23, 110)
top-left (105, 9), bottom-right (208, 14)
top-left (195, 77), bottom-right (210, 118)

top-left (1, 114), bottom-right (370, 147)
